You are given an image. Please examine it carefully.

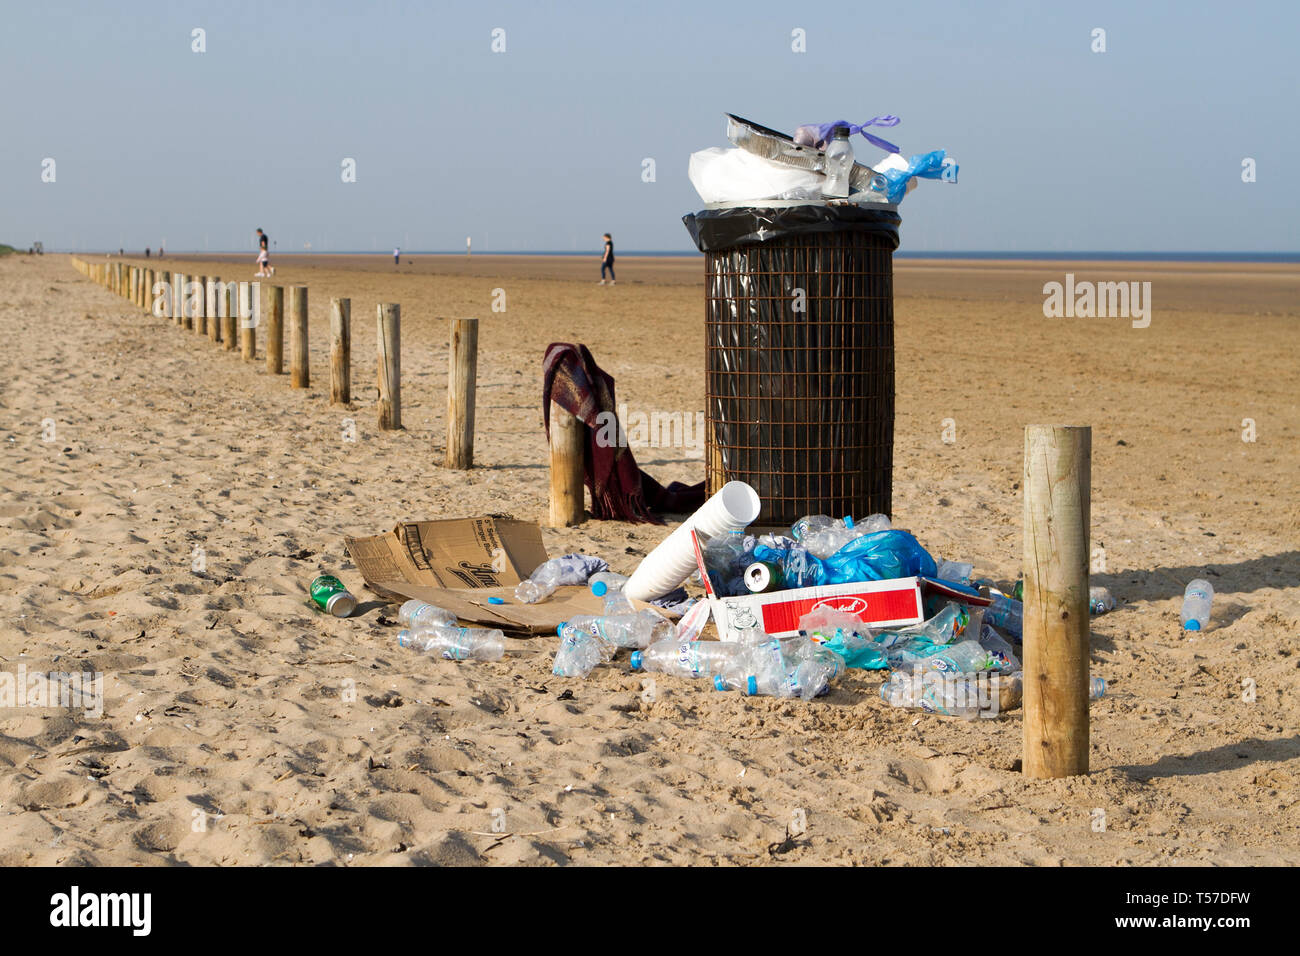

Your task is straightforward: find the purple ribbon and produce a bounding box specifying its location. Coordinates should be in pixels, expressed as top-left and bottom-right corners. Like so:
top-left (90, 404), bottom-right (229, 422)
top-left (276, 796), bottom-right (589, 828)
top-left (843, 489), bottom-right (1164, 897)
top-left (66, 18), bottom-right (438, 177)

top-left (816, 116), bottom-right (901, 154)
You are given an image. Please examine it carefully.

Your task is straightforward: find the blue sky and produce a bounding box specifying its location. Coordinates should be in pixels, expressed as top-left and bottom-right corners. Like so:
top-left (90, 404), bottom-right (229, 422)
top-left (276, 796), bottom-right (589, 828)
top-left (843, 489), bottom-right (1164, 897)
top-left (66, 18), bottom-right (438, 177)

top-left (3, 0), bottom-right (1296, 253)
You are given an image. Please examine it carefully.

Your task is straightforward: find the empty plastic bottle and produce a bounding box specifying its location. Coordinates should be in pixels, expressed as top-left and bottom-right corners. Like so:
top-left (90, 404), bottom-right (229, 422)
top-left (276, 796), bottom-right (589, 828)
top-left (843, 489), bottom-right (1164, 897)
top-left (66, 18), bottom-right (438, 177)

top-left (563, 610), bottom-right (672, 649)
top-left (1089, 586), bottom-right (1116, 615)
top-left (589, 577), bottom-right (635, 615)
top-left (858, 513), bottom-right (892, 534)
top-left (977, 623), bottom-right (1021, 672)
top-left (630, 639), bottom-right (748, 679)
top-left (984, 591), bottom-right (1023, 640)
top-left (713, 637), bottom-right (844, 699)
top-left (552, 624), bottom-right (615, 678)
top-left (398, 600), bottom-right (457, 630)
top-left (702, 530), bottom-right (753, 596)
top-left (821, 125), bottom-right (853, 198)
top-left (935, 559), bottom-right (974, 586)
top-left (913, 639), bottom-right (994, 675)
top-left (1090, 676), bottom-right (1106, 699)
top-left (397, 625), bottom-right (506, 662)
top-left (515, 560), bottom-right (566, 604)
top-left (1180, 579), bottom-right (1213, 631)
top-left (879, 670), bottom-right (986, 719)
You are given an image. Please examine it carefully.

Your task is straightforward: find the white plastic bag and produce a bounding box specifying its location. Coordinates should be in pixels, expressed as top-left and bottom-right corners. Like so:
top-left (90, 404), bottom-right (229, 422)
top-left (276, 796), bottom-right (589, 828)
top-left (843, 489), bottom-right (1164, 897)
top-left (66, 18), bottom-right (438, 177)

top-left (688, 147), bottom-right (824, 204)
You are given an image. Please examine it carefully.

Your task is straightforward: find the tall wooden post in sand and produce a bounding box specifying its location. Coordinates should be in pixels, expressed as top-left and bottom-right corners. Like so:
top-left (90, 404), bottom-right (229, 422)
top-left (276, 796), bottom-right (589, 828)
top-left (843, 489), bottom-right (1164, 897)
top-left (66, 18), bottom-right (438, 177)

top-left (223, 283), bottom-right (238, 351)
top-left (240, 282), bottom-right (256, 361)
top-left (1022, 424), bottom-right (1092, 779)
top-left (264, 284), bottom-right (284, 374)
top-left (207, 277), bottom-right (221, 343)
top-left (548, 402), bottom-right (585, 526)
top-left (445, 318), bottom-right (478, 469)
top-left (173, 272), bottom-right (187, 326)
top-left (194, 276), bottom-right (208, 335)
top-left (288, 285), bottom-right (309, 388)
top-left (376, 303), bottom-right (401, 430)
top-left (330, 297), bottom-right (351, 405)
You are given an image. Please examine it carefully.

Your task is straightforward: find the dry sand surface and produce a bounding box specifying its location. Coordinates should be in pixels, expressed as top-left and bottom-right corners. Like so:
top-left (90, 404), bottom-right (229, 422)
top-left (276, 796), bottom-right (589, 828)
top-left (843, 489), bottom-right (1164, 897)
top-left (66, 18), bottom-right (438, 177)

top-left (1, 250), bottom-right (1297, 866)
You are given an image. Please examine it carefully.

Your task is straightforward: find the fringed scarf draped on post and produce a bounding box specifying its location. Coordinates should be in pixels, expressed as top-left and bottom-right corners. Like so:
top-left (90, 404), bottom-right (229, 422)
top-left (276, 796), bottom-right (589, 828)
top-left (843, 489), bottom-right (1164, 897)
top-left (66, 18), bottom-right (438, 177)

top-left (542, 343), bottom-right (705, 524)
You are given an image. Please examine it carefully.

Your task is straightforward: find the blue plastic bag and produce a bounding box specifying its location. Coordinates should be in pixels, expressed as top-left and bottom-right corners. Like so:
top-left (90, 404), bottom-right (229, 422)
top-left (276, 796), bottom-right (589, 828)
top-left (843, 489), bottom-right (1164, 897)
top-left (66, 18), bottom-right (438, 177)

top-left (871, 149), bottom-right (957, 203)
top-left (822, 530), bottom-right (938, 584)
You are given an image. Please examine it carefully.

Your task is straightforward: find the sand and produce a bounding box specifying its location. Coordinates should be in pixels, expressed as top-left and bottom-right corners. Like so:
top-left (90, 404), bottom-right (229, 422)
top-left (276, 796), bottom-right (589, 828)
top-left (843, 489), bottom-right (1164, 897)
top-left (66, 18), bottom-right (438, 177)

top-left (1, 250), bottom-right (1297, 866)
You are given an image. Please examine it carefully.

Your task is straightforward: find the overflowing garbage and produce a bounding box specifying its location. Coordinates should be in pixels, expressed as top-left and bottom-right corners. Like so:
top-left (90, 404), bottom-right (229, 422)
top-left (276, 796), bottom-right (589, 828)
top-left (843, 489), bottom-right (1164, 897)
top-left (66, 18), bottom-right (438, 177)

top-left (688, 112), bottom-right (958, 206)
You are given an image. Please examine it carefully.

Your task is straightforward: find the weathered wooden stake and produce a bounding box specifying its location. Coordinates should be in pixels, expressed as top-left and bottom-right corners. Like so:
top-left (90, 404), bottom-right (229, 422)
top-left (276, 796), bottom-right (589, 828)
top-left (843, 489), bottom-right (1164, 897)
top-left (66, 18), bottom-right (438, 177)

top-left (548, 402), bottom-right (586, 526)
top-left (207, 277), bottom-right (221, 343)
top-left (265, 284), bottom-right (284, 374)
top-left (444, 318), bottom-right (478, 469)
top-left (376, 303), bottom-right (401, 430)
top-left (173, 272), bottom-right (187, 326)
top-left (240, 282), bottom-right (256, 361)
top-left (1022, 424), bottom-right (1092, 779)
top-left (288, 285), bottom-right (309, 387)
top-left (330, 297), bottom-right (351, 405)
top-left (223, 282), bottom-right (238, 351)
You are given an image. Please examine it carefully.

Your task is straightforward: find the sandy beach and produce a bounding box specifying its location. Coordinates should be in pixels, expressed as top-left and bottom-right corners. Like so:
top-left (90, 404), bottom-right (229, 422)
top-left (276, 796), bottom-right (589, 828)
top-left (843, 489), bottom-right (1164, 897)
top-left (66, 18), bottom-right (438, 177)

top-left (1, 250), bottom-right (1297, 866)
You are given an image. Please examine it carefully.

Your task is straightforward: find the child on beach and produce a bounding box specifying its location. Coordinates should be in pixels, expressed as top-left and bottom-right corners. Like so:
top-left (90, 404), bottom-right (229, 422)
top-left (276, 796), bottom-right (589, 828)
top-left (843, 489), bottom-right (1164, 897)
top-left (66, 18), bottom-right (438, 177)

top-left (255, 228), bottom-right (274, 277)
top-left (599, 233), bottom-right (615, 285)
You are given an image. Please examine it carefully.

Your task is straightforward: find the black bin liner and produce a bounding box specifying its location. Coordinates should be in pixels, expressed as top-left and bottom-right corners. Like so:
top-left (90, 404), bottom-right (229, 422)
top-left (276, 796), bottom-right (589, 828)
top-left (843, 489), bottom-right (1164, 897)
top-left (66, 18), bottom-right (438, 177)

top-left (683, 204), bottom-right (901, 527)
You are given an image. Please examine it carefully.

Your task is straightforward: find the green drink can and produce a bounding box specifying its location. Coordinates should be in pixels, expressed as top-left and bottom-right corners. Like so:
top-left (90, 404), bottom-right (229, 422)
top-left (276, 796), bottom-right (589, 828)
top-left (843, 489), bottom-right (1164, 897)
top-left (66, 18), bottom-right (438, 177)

top-left (310, 574), bottom-right (357, 617)
top-left (1012, 578), bottom-right (1024, 601)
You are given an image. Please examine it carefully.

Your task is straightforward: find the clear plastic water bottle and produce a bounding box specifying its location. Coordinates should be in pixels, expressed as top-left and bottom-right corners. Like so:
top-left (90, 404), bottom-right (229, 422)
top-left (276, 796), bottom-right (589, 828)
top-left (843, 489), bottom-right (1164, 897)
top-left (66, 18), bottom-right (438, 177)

top-left (514, 560), bottom-right (565, 604)
top-left (702, 530), bottom-right (752, 596)
top-left (397, 625), bottom-right (506, 661)
top-left (984, 591), bottom-right (1023, 640)
top-left (1090, 676), bottom-right (1106, 699)
top-left (1180, 579), bottom-right (1213, 631)
top-left (398, 599), bottom-right (457, 630)
top-left (563, 610), bottom-right (672, 650)
top-left (590, 577), bottom-right (634, 614)
top-left (1089, 586), bottom-right (1116, 615)
top-left (630, 639), bottom-right (748, 679)
top-left (552, 625), bottom-right (615, 678)
top-left (915, 640), bottom-right (994, 675)
top-left (858, 513), bottom-right (892, 533)
top-left (821, 125), bottom-right (853, 198)
top-left (936, 559), bottom-right (975, 586)
top-left (878, 670), bottom-right (983, 719)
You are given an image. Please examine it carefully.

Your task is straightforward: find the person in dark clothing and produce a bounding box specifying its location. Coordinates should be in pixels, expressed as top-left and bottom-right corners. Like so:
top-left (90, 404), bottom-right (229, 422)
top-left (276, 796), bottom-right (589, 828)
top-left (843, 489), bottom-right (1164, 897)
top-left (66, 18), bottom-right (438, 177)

top-left (145, 247), bottom-right (150, 258)
top-left (255, 228), bottom-right (273, 276)
top-left (599, 233), bottom-right (615, 285)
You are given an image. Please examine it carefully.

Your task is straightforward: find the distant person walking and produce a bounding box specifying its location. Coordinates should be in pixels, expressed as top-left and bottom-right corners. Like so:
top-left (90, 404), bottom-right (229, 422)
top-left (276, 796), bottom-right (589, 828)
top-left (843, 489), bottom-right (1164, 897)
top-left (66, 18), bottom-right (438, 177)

top-left (255, 228), bottom-right (274, 277)
top-left (394, 247), bottom-right (400, 265)
top-left (145, 247), bottom-right (150, 259)
top-left (599, 233), bottom-right (615, 285)
top-left (158, 245), bottom-right (164, 258)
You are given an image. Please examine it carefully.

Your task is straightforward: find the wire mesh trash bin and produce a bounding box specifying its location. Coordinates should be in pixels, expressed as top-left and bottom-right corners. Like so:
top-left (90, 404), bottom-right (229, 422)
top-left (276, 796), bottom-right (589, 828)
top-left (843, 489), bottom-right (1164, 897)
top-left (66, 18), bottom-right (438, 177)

top-left (683, 203), bottom-right (902, 527)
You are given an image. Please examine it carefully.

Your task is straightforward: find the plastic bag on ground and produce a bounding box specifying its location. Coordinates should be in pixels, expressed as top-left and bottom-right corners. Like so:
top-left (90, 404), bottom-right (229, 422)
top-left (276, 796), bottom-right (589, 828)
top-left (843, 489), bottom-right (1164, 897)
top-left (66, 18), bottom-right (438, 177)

top-left (821, 529), bottom-right (937, 584)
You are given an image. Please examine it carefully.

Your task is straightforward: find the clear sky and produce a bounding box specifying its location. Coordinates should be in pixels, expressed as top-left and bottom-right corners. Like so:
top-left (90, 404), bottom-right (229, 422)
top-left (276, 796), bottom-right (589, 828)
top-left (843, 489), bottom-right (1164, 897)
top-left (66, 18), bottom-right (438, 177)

top-left (3, 0), bottom-right (1296, 253)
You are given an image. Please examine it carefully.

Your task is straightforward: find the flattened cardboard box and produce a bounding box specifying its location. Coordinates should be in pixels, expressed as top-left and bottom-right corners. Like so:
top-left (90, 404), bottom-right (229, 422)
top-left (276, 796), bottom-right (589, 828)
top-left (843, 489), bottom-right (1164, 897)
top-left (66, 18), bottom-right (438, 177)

top-left (344, 517), bottom-right (670, 636)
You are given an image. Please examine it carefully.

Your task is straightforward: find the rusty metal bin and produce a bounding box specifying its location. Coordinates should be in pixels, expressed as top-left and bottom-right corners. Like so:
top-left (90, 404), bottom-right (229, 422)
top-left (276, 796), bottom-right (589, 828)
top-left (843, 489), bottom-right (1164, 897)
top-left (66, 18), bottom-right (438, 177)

top-left (683, 203), bottom-right (901, 527)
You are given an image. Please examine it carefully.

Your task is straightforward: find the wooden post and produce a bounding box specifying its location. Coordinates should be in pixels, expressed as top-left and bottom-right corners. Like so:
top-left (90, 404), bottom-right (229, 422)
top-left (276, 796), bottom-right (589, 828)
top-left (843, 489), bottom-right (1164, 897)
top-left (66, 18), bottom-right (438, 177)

top-left (288, 285), bottom-right (308, 387)
top-left (173, 272), bottom-right (187, 326)
top-left (240, 282), bottom-right (256, 361)
top-left (207, 277), bottom-right (221, 343)
top-left (264, 284), bottom-right (284, 374)
top-left (1022, 424), bottom-right (1092, 779)
top-left (330, 297), bottom-right (351, 405)
top-left (548, 402), bottom-right (586, 526)
top-left (223, 282), bottom-right (237, 351)
top-left (376, 303), bottom-right (401, 430)
top-left (145, 269), bottom-right (156, 314)
top-left (444, 318), bottom-right (478, 469)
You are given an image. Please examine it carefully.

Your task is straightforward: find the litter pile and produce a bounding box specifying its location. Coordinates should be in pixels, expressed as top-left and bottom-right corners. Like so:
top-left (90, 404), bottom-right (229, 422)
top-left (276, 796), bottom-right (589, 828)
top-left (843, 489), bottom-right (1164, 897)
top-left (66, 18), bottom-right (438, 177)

top-left (688, 113), bottom-right (958, 205)
top-left (340, 480), bottom-right (1129, 721)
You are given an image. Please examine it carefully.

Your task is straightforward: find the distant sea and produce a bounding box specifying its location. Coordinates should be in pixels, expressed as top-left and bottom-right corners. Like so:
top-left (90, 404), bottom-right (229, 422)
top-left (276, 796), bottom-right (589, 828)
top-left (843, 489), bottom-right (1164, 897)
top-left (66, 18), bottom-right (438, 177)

top-left (270, 250), bottom-right (1300, 263)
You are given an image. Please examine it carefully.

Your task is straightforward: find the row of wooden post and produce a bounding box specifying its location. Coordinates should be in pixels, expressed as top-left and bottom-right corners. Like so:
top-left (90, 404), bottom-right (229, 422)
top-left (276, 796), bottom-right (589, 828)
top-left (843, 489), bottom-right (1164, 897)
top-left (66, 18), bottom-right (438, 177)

top-left (70, 256), bottom-right (479, 468)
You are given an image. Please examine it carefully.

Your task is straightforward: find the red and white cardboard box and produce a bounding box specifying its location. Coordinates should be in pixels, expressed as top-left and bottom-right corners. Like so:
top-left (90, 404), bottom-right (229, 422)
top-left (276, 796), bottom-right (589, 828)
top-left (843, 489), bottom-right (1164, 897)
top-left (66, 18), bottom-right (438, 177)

top-left (690, 529), bottom-right (927, 641)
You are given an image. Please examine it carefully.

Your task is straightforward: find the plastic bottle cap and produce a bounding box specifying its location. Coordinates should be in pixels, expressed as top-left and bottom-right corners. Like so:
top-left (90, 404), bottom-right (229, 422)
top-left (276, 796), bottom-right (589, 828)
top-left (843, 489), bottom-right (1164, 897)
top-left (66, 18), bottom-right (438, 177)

top-left (1183, 620), bottom-right (1201, 631)
top-left (487, 596), bottom-right (504, 605)
top-left (591, 580), bottom-right (608, 597)
top-left (713, 676), bottom-right (726, 691)
top-left (746, 676), bottom-right (758, 696)
top-left (630, 652), bottom-right (642, 670)
top-left (842, 515), bottom-right (855, 528)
